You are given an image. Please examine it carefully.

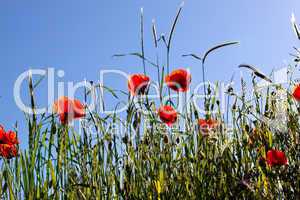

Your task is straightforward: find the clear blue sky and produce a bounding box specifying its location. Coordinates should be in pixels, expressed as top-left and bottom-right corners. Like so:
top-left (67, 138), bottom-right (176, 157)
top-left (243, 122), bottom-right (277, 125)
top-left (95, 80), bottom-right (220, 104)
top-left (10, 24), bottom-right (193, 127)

top-left (0, 0), bottom-right (299, 147)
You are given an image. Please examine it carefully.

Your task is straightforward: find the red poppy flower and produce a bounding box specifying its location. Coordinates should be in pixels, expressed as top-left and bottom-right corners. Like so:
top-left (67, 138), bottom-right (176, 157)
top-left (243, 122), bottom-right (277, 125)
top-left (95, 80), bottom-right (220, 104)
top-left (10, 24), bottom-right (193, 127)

top-left (165, 69), bottom-right (191, 92)
top-left (292, 84), bottom-right (300, 101)
top-left (53, 96), bottom-right (85, 124)
top-left (266, 149), bottom-right (288, 167)
top-left (0, 126), bottom-right (19, 145)
top-left (158, 105), bottom-right (177, 126)
top-left (0, 126), bottom-right (19, 159)
top-left (128, 74), bottom-right (150, 96)
top-left (198, 118), bottom-right (219, 135)
top-left (0, 144), bottom-right (18, 159)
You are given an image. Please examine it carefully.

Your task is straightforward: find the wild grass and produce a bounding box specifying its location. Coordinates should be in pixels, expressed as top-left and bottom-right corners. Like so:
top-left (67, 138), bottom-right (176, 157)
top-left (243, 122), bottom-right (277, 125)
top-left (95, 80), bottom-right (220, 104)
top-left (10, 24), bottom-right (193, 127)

top-left (0, 4), bottom-right (299, 200)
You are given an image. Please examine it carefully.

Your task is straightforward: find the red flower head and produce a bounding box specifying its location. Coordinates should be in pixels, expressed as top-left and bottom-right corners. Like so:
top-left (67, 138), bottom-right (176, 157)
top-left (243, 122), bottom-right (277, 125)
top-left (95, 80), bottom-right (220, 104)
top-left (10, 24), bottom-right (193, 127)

top-left (0, 144), bottom-right (18, 159)
top-left (128, 74), bottom-right (150, 96)
top-left (292, 84), bottom-right (300, 101)
top-left (0, 126), bottom-right (19, 145)
top-left (266, 149), bottom-right (288, 167)
top-left (158, 105), bottom-right (177, 126)
top-left (165, 69), bottom-right (191, 92)
top-left (198, 118), bottom-right (219, 135)
top-left (0, 126), bottom-right (19, 159)
top-left (53, 96), bottom-right (85, 124)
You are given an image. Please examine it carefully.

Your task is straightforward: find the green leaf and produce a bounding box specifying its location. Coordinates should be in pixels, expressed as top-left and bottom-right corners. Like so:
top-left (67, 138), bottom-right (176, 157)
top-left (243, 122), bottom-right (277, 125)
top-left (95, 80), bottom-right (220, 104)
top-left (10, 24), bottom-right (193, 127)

top-left (202, 41), bottom-right (239, 64)
top-left (238, 64), bottom-right (272, 83)
top-left (182, 54), bottom-right (202, 60)
top-left (167, 2), bottom-right (184, 49)
top-left (292, 13), bottom-right (300, 40)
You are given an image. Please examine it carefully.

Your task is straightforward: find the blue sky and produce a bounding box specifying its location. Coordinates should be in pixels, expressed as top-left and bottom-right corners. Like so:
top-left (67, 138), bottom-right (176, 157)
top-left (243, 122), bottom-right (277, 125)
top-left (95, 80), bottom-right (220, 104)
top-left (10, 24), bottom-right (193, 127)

top-left (0, 0), bottom-right (299, 147)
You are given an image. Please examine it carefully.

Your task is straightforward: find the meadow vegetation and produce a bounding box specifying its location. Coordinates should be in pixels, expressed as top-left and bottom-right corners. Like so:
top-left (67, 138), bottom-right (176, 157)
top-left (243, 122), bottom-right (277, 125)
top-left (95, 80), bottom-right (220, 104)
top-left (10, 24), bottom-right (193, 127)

top-left (0, 4), bottom-right (299, 200)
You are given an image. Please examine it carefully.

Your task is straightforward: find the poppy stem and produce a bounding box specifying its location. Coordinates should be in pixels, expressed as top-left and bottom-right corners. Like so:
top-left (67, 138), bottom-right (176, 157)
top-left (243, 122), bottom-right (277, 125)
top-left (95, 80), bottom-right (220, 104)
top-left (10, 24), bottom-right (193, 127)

top-left (202, 61), bottom-right (207, 97)
top-left (156, 54), bottom-right (161, 99)
top-left (140, 8), bottom-right (146, 75)
top-left (167, 49), bottom-right (172, 103)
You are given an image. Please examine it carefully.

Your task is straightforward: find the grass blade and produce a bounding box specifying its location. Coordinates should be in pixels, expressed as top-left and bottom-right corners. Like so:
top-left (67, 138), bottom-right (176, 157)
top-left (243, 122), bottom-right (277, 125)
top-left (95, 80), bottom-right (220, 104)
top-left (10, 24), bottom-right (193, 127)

top-left (167, 2), bottom-right (184, 49)
top-left (202, 41), bottom-right (239, 64)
